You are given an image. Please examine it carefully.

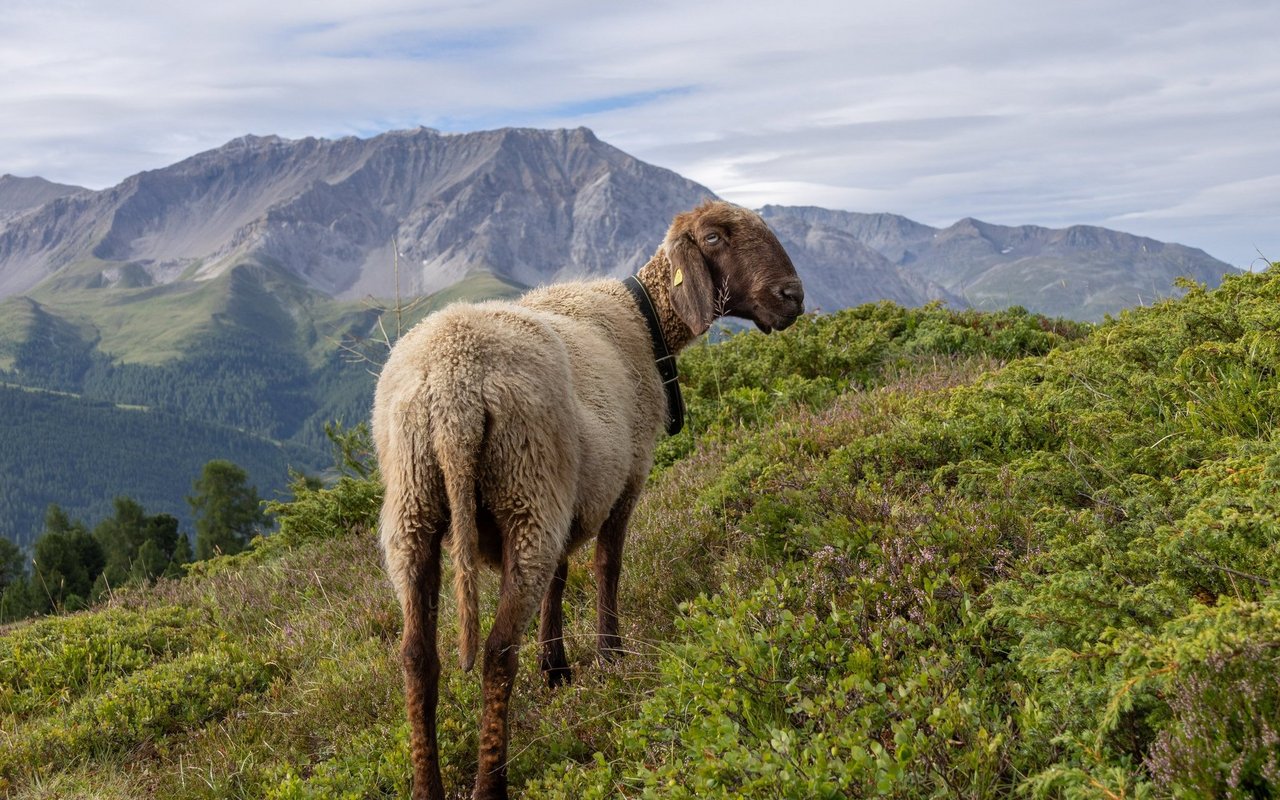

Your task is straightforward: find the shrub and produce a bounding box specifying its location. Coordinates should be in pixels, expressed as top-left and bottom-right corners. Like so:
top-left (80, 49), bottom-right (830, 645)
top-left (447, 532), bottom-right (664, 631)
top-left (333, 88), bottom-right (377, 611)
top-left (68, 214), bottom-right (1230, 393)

top-left (263, 724), bottom-right (413, 799)
top-left (655, 303), bottom-right (1084, 468)
top-left (9, 267), bottom-right (1280, 797)
top-left (0, 643), bottom-right (278, 790)
top-left (0, 605), bottom-right (207, 719)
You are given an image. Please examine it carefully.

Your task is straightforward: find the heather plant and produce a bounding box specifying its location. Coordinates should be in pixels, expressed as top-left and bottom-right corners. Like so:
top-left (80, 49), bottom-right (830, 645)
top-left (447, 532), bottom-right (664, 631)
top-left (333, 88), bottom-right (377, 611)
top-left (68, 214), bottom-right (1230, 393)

top-left (1145, 637), bottom-right (1280, 797)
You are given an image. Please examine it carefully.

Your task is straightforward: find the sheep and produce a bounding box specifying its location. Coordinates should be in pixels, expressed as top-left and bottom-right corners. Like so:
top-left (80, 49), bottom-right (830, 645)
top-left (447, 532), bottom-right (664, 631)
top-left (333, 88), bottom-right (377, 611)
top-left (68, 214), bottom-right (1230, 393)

top-left (373, 199), bottom-right (804, 800)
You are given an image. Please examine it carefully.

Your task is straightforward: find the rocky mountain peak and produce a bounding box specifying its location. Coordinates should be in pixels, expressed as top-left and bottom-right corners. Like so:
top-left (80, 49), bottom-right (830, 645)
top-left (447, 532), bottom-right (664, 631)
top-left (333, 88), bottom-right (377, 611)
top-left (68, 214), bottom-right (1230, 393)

top-left (0, 174), bottom-right (88, 220)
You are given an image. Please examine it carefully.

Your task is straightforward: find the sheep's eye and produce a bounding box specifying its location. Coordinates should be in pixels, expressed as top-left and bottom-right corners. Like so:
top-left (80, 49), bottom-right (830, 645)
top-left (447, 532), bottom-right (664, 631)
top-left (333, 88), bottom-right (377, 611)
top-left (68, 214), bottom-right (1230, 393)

top-left (705, 233), bottom-right (721, 244)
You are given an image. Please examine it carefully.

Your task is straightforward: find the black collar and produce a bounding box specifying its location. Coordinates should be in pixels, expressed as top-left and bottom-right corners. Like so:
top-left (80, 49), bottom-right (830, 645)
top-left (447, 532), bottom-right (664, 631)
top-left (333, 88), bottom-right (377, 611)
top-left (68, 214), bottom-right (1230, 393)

top-left (623, 275), bottom-right (685, 436)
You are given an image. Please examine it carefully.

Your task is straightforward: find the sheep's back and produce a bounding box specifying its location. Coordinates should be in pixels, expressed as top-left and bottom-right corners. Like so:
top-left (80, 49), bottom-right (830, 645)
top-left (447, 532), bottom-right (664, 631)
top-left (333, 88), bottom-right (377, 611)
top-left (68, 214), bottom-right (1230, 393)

top-left (517, 281), bottom-right (667, 534)
top-left (375, 282), bottom-right (666, 555)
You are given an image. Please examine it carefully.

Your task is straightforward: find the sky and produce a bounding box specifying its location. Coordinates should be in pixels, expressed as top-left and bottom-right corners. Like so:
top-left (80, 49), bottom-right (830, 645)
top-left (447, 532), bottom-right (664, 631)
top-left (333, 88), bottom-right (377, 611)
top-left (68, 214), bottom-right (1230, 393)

top-left (2, 0), bottom-right (1277, 269)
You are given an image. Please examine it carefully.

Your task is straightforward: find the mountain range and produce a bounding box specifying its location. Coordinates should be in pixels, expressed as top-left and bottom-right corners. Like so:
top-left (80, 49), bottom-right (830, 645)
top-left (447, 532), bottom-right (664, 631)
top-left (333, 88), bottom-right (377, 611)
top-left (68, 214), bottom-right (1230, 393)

top-left (0, 127), bottom-right (1235, 322)
top-left (0, 127), bottom-right (1239, 546)
top-left (758, 205), bottom-right (1233, 320)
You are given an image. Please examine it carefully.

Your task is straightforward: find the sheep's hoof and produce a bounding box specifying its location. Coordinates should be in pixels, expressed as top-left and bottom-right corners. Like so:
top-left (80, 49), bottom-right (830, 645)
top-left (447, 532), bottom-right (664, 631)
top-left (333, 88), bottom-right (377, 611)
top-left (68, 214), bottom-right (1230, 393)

top-left (597, 635), bottom-right (625, 663)
top-left (542, 663), bottom-right (573, 688)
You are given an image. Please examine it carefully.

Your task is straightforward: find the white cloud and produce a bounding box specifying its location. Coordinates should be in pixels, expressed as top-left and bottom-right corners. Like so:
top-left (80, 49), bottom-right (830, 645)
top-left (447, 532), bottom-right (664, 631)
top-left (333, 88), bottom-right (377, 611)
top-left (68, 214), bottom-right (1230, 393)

top-left (0, 0), bottom-right (1276, 268)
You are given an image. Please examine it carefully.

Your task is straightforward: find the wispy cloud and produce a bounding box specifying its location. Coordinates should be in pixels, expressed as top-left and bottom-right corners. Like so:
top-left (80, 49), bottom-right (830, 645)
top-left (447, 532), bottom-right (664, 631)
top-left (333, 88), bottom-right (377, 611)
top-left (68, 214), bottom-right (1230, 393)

top-left (1, 0), bottom-right (1276, 267)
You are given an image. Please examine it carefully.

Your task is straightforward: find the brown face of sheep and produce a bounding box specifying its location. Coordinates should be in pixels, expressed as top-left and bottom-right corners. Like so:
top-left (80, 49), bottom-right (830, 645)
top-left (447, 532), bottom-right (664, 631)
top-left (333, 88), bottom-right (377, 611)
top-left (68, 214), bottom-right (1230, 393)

top-left (665, 201), bottom-right (805, 335)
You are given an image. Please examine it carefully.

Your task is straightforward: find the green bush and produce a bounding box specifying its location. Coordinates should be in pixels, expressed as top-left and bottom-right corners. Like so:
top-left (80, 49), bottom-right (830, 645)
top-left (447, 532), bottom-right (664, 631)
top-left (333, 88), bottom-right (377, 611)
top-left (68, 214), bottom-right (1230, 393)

top-left (526, 566), bottom-right (1013, 799)
top-left (0, 642), bottom-right (278, 790)
top-left (260, 422), bottom-right (382, 553)
top-left (0, 605), bottom-right (207, 719)
top-left (655, 303), bottom-right (1085, 468)
top-left (530, 268), bottom-right (1280, 798)
top-left (263, 724), bottom-right (412, 799)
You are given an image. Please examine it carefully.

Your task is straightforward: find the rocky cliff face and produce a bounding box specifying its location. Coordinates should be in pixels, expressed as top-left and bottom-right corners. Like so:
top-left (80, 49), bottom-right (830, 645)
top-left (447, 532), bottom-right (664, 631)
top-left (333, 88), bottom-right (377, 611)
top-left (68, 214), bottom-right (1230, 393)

top-left (757, 208), bottom-right (961, 311)
top-left (0, 188), bottom-right (102, 297)
top-left (0, 175), bottom-right (87, 221)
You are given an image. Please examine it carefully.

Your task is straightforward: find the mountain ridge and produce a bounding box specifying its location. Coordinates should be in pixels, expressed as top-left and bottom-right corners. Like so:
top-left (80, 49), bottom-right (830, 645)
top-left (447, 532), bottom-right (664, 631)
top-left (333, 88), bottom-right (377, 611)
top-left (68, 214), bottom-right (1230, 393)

top-left (0, 127), bottom-right (721, 303)
top-left (2, 126), bottom-right (1234, 325)
top-left (0, 174), bottom-right (88, 221)
top-left (758, 204), bottom-right (1234, 319)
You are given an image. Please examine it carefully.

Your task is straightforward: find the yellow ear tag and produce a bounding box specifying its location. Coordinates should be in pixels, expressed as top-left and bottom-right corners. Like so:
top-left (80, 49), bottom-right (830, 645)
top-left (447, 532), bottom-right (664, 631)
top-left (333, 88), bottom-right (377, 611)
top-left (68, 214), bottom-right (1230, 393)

top-left (673, 268), bottom-right (684, 287)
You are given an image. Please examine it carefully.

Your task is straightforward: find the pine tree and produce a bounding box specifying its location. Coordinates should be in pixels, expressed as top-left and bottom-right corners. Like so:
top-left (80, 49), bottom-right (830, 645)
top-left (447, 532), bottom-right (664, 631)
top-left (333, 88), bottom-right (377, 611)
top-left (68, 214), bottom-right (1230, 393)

top-left (31, 505), bottom-right (103, 612)
top-left (0, 535), bottom-right (23, 592)
top-left (0, 577), bottom-right (36, 622)
top-left (164, 533), bottom-right (193, 579)
top-left (93, 497), bottom-right (148, 594)
top-left (188, 460), bottom-right (267, 560)
top-left (0, 534), bottom-right (33, 621)
top-left (130, 539), bottom-right (167, 583)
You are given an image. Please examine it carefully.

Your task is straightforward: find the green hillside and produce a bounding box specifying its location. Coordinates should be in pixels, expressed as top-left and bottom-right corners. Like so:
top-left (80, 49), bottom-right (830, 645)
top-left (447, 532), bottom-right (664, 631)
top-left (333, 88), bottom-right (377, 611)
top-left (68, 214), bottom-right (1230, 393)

top-left (2, 267), bottom-right (1278, 798)
top-left (0, 268), bottom-right (526, 547)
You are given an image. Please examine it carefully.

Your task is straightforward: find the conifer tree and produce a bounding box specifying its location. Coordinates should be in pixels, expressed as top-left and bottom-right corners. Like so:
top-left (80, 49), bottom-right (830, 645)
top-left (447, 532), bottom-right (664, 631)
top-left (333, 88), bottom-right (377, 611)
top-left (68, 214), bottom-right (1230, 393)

top-left (0, 535), bottom-right (30, 621)
top-left (31, 505), bottom-right (103, 612)
top-left (188, 460), bottom-right (266, 560)
top-left (94, 496), bottom-right (148, 593)
top-left (165, 532), bottom-right (193, 578)
top-left (0, 535), bottom-right (22, 593)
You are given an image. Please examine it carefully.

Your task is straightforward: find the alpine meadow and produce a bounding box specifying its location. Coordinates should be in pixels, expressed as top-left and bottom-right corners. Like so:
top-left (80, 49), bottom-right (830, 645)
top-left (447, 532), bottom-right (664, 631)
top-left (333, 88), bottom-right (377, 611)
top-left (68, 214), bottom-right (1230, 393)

top-left (1, 262), bottom-right (1278, 797)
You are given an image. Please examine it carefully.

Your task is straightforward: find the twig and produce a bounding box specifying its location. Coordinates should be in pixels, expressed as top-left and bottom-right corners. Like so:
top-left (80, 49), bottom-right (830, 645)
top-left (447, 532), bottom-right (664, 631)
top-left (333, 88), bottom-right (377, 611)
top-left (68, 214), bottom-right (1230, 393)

top-left (1186, 551), bottom-right (1272, 586)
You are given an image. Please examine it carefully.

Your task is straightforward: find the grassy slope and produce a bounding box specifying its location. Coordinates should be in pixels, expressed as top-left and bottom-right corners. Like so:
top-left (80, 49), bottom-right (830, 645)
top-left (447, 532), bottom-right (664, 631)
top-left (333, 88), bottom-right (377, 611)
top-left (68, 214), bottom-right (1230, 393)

top-left (2, 270), bottom-right (1278, 798)
top-left (0, 299), bottom-right (44, 371)
top-left (959, 253), bottom-right (1225, 322)
top-left (19, 265), bottom-right (527, 368)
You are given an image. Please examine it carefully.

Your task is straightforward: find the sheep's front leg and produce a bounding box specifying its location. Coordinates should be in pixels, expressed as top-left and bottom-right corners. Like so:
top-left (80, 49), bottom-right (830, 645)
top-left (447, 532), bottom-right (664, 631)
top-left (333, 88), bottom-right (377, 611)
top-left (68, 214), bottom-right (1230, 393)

top-left (538, 558), bottom-right (571, 687)
top-left (594, 488), bottom-right (639, 659)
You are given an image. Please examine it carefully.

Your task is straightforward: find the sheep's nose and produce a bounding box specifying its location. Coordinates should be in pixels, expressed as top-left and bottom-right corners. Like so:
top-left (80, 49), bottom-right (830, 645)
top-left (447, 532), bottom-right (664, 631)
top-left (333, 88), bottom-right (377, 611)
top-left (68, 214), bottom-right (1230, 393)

top-left (780, 280), bottom-right (804, 307)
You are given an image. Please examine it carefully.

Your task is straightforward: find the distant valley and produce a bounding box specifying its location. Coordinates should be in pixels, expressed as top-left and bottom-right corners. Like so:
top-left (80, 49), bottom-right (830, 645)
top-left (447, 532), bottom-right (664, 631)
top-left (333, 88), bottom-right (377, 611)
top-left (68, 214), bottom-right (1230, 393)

top-left (0, 127), bottom-right (1238, 547)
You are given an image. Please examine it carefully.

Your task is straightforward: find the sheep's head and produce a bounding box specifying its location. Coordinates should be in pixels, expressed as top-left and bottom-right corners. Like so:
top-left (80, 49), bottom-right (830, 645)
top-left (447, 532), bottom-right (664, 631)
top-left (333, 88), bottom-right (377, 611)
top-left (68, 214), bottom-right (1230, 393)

top-left (663, 200), bottom-right (804, 336)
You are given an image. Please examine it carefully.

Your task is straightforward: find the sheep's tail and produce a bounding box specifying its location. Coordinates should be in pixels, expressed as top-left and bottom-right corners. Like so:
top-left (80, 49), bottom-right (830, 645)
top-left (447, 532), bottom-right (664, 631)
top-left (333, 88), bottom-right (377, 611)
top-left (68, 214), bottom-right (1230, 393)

top-left (434, 391), bottom-right (484, 673)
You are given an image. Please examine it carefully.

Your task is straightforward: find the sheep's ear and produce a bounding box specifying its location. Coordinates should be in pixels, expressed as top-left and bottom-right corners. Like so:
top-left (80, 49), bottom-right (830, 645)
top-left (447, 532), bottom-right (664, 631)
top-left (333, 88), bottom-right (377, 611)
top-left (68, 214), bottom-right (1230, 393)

top-left (665, 229), bottom-right (716, 336)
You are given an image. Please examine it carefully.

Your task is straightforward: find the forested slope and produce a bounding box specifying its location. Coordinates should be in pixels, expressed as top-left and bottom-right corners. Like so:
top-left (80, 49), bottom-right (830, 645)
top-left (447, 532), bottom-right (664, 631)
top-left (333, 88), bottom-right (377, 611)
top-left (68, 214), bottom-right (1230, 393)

top-left (0, 384), bottom-right (307, 545)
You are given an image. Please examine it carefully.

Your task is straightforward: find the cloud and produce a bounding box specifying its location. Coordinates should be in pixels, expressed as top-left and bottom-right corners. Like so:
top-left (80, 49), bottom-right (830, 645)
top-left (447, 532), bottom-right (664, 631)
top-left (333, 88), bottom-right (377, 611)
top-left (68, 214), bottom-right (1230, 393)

top-left (0, 0), bottom-right (1276, 268)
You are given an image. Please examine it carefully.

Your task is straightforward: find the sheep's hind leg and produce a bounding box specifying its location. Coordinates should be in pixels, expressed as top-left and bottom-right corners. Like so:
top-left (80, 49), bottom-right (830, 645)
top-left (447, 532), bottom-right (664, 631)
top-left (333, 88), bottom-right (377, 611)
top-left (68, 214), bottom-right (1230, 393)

top-left (400, 527), bottom-right (446, 800)
top-left (538, 558), bottom-right (571, 687)
top-left (594, 487), bottom-right (639, 660)
top-left (474, 551), bottom-right (555, 800)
